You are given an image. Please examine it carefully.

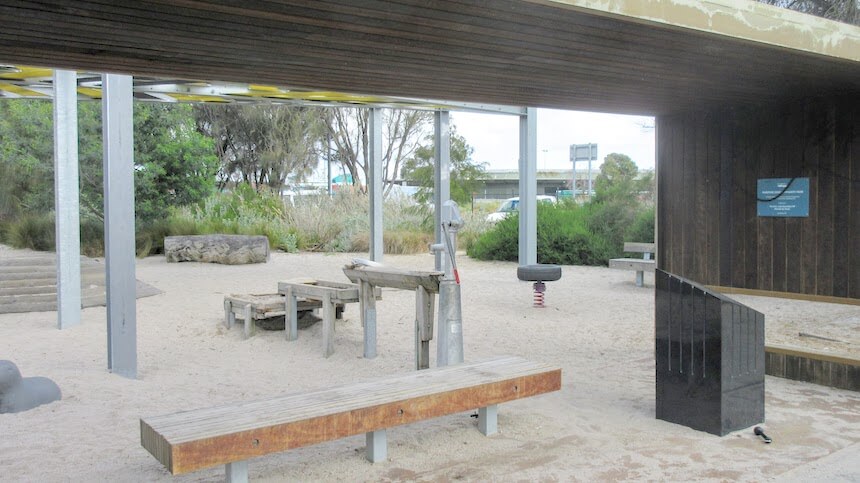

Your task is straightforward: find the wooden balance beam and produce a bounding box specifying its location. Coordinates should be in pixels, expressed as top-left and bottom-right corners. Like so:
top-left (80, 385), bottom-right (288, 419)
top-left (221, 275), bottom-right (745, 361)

top-left (140, 355), bottom-right (561, 482)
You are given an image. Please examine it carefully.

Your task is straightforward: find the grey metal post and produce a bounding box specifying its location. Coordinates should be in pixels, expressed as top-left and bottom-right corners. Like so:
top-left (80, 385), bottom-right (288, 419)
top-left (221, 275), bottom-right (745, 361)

top-left (368, 108), bottom-right (383, 262)
top-left (366, 429), bottom-right (387, 463)
top-left (478, 404), bottom-right (498, 435)
top-left (225, 461), bottom-right (249, 483)
top-left (102, 73), bottom-right (137, 379)
top-left (433, 110), bottom-right (451, 271)
top-left (518, 108), bottom-right (537, 266)
top-left (436, 201), bottom-right (464, 367)
top-left (588, 158), bottom-right (593, 198)
top-left (52, 69), bottom-right (81, 330)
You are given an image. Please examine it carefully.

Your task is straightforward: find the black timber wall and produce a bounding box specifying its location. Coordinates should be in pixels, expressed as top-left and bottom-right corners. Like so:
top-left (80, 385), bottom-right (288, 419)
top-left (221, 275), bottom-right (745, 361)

top-left (656, 97), bottom-right (860, 301)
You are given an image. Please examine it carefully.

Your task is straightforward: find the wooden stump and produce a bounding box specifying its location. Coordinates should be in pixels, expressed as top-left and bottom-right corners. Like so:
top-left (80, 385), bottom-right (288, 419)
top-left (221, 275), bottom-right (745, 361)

top-left (164, 235), bottom-right (269, 265)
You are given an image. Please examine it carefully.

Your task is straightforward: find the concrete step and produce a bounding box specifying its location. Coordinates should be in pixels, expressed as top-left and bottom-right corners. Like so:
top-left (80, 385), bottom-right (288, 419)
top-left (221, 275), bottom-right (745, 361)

top-left (0, 294), bottom-right (109, 314)
top-left (0, 286), bottom-right (106, 305)
top-left (0, 264), bottom-right (103, 275)
top-left (0, 255), bottom-right (98, 267)
top-left (0, 273), bottom-right (105, 285)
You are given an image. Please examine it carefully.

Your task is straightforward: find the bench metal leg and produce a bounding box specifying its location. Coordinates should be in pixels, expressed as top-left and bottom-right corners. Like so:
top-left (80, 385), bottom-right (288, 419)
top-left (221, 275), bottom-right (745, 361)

top-left (635, 270), bottom-right (644, 287)
top-left (322, 292), bottom-right (335, 357)
top-left (285, 286), bottom-right (298, 341)
top-left (243, 304), bottom-right (255, 339)
top-left (225, 460), bottom-right (248, 483)
top-left (478, 405), bottom-right (498, 436)
top-left (366, 429), bottom-right (387, 463)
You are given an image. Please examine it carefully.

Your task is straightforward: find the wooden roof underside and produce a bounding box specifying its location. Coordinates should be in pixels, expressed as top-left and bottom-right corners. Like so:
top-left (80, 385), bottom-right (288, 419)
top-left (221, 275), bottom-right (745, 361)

top-left (0, 0), bottom-right (858, 115)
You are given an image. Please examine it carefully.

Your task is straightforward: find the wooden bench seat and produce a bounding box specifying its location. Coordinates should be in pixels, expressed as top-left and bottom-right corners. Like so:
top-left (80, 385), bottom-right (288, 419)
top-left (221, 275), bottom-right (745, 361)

top-left (140, 355), bottom-right (561, 482)
top-left (609, 242), bottom-right (656, 287)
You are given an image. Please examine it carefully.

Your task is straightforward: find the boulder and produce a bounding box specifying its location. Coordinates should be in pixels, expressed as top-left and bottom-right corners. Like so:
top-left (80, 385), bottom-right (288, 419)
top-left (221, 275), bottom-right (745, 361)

top-left (164, 235), bottom-right (269, 265)
top-left (0, 360), bottom-right (61, 413)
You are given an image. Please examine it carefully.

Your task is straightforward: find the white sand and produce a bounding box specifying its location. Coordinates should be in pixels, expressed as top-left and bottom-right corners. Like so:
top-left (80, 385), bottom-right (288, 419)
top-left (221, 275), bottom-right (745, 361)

top-left (1, 249), bottom-right (858, 482)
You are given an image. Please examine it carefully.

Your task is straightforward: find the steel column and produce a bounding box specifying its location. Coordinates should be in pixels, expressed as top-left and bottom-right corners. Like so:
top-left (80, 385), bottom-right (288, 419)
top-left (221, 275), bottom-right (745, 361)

top-left (518, 108), bottom-right (538, 265)
top-left (102, 73), bottom-right (137, 379)
top-left (368, 107), bottom-right (383, 262)
top-left (433, 110), bottom-right (451, 271)
top-left (52, 69), bottom-right (81, 330)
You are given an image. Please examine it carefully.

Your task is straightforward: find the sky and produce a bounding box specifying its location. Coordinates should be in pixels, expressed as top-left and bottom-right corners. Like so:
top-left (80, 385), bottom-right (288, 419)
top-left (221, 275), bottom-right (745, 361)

top-left (450, 109), bottom-right (656, 172)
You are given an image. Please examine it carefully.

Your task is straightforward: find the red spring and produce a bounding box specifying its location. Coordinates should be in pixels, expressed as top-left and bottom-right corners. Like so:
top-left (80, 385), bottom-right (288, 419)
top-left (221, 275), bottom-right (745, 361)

top-left (533, 281), bottom-right (546, 308)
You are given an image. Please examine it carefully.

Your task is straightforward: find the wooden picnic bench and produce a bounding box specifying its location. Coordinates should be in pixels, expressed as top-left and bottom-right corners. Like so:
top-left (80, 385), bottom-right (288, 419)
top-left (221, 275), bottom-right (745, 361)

top-left (140, 355), bottom-right (562, 482)
top-left (608, 242), bottom-right (656, 287)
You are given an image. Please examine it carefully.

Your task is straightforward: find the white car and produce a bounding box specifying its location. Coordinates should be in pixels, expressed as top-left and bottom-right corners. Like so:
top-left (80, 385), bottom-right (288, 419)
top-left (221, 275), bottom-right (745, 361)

top-left (486, 195), bottom-right (556, 223)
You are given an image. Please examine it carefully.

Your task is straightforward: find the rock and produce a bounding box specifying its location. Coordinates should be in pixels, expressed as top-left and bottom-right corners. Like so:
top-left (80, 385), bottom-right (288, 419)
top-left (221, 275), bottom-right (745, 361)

top-left (0, 360), bottom-right (61, 413)
top-left (164, 235), bottom-right (269, 265)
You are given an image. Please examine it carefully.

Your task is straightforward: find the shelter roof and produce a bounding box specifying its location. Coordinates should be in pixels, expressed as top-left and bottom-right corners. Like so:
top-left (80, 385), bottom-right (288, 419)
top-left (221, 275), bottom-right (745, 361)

top-left (0, 0), bottom-right (858, 115)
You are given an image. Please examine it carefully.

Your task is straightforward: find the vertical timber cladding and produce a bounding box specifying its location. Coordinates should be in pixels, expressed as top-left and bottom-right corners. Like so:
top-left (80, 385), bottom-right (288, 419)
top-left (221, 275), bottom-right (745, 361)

top-left (656, 97), bottom-right (860, 300)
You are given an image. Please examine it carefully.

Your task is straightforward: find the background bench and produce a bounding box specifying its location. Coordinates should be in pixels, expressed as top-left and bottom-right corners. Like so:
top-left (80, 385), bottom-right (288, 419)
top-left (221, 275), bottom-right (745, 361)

top-left (609, 242), bottom-right (656, 287)
top-left (140, 355), bottom-right (561, 482)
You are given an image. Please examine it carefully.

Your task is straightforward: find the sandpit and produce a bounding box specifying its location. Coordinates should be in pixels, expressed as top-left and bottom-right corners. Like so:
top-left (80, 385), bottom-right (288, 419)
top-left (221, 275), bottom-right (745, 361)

top-left (0, 248), bottom-right (857, 481)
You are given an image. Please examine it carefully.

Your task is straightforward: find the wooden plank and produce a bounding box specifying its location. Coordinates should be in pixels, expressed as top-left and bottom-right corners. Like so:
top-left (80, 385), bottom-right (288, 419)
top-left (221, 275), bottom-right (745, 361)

top-left (622, 242), bottom-right (655, 253)
top-left (730, 113), bottom-right (747, 289)
top-left (784, 105), bottom-right (804, 295)
top-left (277, 281), bottom-right (360, 303)
top-left (140, 356), bottom-right (561, 474)
top-left (608, 259), bottom-right (656, 272)
top-left (415, 286), bottom-right (434, 370)
top-left (656, 115), bottom-right (671, 272)
top-left (849, 99), bottom-right (860, 299)
top-left (832, 100), bottom-right (852, 298)
top-left (681, 112), bottom-right (696, 279)
top-left (743, 112), bottom-right (759, 290)
top-left (322, 291), bottom-right (334, 357)
top-left (756, 111), bottom-right (774, 292)
top-left (816, 103), bottom-right (836, 296)
top-left (770, 108), bottom-right (788, 293)
top-left (718, 108), bottom-right (734, 287)
top-left (800, 100), bottom-right (820, 295)
top-left (342, 266), bottom-right (443, 293)
top-left (693, 110), bottom-right (708, 283)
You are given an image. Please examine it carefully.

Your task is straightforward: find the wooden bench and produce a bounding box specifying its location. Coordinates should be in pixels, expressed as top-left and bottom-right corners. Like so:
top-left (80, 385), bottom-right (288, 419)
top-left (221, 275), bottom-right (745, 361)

top-left (608, 242), bottom-right (656, 287)
top-left (223, 293), bottom-right (342, 339)
top-left (140, 355), bottom-right (561, 482)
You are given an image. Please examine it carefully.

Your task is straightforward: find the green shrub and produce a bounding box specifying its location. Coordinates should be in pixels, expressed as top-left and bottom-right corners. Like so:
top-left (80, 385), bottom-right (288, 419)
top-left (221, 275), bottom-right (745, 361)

top-left (8, 213), bottom-right (55, 251)
top-left (626, 205), bottom-right (655, 244)
top-left (79, 217), bottom-right (104, 257)
top-left (468, 200), bottom-right (653, 266)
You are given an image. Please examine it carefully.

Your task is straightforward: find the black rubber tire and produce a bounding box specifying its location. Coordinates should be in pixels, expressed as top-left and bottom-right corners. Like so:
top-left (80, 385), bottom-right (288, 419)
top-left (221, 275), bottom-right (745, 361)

top-left (517, 264), bottom-right (562, 282)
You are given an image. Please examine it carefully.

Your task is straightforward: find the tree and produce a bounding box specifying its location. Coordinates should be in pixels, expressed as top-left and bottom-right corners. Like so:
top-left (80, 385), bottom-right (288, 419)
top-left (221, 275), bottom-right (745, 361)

top-left (323, 108), bottom-right (432, 195)
top-left (401, 128), bottom-right (487, 206)
top-left (194, 104), bottom-right (326, 191)
top-left (758, 0), bottom-right (858, 25)
top-left (589, 153), bottom-right (655, 250)
top-left (594, 153), bottom-right (653, 203)
top-left (134, 104), bottom-right (219, 222)
top-left (0, 100), bottom-right (217, 224)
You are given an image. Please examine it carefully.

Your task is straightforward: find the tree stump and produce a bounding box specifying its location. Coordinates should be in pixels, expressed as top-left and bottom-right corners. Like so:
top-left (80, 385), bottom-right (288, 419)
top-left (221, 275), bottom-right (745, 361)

top-left (164, 235), bottom-right (269, 265)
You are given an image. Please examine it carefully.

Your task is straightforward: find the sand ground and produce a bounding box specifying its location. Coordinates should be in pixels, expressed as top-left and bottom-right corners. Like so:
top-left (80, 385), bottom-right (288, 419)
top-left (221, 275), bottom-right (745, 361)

top-left (1, 247), bottom-right (858, 482)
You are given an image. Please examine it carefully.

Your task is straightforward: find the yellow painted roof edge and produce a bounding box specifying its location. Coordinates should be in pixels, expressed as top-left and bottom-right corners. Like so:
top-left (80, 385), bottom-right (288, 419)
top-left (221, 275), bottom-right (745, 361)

top-left (534, 0), bottom-right (860, 63)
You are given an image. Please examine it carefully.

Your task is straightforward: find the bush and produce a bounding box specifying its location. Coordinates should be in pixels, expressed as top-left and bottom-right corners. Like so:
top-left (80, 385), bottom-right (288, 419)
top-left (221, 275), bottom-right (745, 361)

top-left (626, 206), bottom-right (655, 244)
top-left (7, 212), bottom-right (55, 251)
top-left (468, 199), bottom-right (654, 266)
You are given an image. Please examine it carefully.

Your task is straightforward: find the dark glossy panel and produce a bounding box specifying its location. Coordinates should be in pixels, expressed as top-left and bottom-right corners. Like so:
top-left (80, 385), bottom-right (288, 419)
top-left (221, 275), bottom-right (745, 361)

top-left (655, 269), bottom-right (764, 435)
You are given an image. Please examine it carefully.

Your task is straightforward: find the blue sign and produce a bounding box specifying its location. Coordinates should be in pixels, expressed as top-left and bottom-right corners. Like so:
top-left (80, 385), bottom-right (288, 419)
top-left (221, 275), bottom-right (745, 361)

top-left (757, 178), bottom-right (809, 217)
